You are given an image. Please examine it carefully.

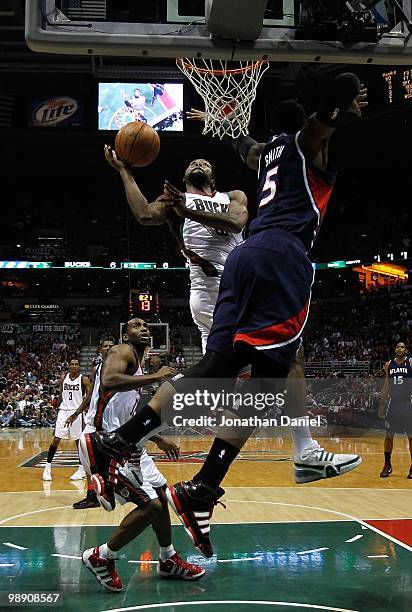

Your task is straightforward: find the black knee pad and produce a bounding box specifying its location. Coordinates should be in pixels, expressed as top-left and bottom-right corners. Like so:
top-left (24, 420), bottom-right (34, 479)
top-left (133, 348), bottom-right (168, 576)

top-left (250, 353), bottom-right (289, 379)
top-left (174, 350), bottom-right (240, 383)
top-left (168, 351), bottom-right (239, 400)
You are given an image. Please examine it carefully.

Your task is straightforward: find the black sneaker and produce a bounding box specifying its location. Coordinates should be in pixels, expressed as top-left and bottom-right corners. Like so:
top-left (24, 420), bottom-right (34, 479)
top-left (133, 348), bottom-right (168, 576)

top-left (380, 462), bottom-right (392, 477)
top-left (73, 494), bottom-right (100, 509)
top-left (79, 431), bottom-right (133, 512)
top-left (166, 480), bottom-right (225, 558)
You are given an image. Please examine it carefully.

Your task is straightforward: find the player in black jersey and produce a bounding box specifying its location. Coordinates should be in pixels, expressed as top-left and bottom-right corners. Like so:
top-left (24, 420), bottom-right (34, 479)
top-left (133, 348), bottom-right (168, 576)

top-left (378, 342), bottom-right (412, 478)
top-left (83, 72), bottom-right (367, 558)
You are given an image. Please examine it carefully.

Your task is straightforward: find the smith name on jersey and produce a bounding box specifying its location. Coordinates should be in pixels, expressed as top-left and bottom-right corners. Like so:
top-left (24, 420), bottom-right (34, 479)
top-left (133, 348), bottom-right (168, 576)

top-left (250, 132), bottom-right (337, 252)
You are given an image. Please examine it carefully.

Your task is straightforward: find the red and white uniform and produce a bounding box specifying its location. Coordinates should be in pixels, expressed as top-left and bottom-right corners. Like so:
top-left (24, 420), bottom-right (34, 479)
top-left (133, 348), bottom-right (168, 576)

top-left (82, 358), bottom-right (166, 501)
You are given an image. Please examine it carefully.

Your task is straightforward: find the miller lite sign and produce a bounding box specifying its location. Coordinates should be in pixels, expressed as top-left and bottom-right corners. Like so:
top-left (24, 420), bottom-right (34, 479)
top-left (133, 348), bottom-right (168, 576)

top-left (31, 96), bottom-right (82, 127)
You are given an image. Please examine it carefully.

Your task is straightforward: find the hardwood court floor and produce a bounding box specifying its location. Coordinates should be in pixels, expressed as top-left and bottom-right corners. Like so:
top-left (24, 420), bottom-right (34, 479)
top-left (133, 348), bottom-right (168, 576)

top-left (0, 429), bottom-right (411, 611)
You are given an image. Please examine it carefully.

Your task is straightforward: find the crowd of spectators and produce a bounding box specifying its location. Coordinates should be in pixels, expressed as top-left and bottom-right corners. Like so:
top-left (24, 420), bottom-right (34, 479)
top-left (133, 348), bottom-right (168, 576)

top-left (0, 335), bottom-right (81, 429)
top-left (306, 377), bottom-right (381, 428)
top-left (0, 282), bottom-right (411, 429)
top-left (305, 284), bottom-right (411, 369)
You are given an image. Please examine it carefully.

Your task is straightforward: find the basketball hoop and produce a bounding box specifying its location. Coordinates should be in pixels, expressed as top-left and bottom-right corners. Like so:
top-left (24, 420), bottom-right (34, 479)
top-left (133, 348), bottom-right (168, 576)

top-left (177, 58), bottom-right (269, 139)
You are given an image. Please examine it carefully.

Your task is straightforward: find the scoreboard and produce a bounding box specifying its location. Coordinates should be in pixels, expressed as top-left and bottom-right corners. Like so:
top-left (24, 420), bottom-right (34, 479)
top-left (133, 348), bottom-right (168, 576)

top-left (129, 291), bottom-right (159, 314)
top-left (382, 68), bottom-right (412, 105)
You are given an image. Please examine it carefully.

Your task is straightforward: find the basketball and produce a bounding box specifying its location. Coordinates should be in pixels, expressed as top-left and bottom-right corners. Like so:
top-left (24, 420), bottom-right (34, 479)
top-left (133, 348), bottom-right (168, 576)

top-left (115, 121), bottom-right (160, 167)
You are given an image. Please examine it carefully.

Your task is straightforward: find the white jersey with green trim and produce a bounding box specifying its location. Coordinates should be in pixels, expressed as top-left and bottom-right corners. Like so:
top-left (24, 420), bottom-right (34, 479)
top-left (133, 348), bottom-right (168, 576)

top-left (182, 191), bottom-right (243, 288)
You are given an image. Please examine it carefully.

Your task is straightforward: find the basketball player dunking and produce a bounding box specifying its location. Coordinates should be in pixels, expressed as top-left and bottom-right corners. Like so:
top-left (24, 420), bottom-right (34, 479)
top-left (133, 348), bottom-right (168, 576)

top-left (378, 341), bottom-right (412, 479)
top-left (43, 358), bottom-right (91, 482)
top-left (82, 73), bottom-right (367, 559)
top-left (104, 148), bottom-right (248, 353)
top-left (79, 319), bottom-right (204, 591)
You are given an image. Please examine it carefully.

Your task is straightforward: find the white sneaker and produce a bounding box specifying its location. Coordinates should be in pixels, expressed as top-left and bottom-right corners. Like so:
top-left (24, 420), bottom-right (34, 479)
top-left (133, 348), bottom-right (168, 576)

top-left (70, 466), bottom-right (86, 480)
top-left (42, 466), bottom-right (52, 481)
top-left (294, 441), bottom-right (362, 484)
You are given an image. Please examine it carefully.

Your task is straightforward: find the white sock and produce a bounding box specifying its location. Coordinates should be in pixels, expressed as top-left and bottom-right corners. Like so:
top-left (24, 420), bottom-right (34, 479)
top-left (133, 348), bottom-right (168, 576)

top-left (160, 544), bottom-right (175, 561)
top-left (46, 462), bottom-right (52, 469)
top-left (99, 543), bottom-right (117, 559)
top-left (290, 425), bottom-right (315, 458)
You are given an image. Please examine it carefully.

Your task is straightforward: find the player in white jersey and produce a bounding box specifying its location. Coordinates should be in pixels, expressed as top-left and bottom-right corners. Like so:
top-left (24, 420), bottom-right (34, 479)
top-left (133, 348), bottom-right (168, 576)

top-left (104, 147), bottom-right (248, 353)
top-left (80, 319), bottom-right (205, 591)
top-left (66, 338), bottom-right (115, 508)
top-left (181, 187), bottom-right (243, 351)
top-left (42, 358), bottom-right (91, 482)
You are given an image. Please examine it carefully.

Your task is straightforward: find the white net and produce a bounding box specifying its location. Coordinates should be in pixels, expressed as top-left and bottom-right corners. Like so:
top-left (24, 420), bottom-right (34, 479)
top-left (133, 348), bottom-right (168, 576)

top-left (177, 58), bottom-right (269, 139)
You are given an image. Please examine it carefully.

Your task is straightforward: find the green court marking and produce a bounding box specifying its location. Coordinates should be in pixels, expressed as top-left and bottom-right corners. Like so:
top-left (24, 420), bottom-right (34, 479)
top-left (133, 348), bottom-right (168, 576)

top-left (0, 523), bottom-right (409, 612)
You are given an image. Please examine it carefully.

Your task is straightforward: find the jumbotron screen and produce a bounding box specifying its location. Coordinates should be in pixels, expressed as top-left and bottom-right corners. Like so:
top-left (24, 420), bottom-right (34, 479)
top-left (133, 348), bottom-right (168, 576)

top-left (98, 82), bottom-right (184, 131)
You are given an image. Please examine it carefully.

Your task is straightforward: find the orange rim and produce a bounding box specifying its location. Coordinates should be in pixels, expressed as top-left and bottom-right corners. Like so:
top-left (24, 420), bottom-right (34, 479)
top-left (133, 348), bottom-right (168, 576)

top-left (176, 58), bottom-right (268, 76)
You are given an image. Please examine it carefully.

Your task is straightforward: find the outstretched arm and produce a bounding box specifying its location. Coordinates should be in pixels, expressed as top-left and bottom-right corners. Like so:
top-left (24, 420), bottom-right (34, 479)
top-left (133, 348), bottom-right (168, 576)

top-left (186, 108), bottom-right (264, 172)
top-left (101, 344), bottom-right (177, 392)
top-left (298, 74), bottom-right (367, 165)
top-left (104, 144), bottom-right (170, 225)
top-left (164, 181), bottom-right (248, 233)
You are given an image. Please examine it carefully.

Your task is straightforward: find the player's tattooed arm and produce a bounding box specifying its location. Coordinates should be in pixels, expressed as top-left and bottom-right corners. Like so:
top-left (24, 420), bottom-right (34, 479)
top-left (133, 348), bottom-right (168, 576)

top-left (164, 181), bottom-right (248, 233)
top-left (101, 344), bottom-right (177, 392)
top-left (378, 362), bottom-right (389, 418)
top-left (104, 144), bottom-right (170, 225)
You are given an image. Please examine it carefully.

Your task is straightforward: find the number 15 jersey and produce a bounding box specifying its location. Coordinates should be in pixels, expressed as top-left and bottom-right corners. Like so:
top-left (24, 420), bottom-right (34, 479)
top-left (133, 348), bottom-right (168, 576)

top-left (249, 132), bottom-right (337, 253)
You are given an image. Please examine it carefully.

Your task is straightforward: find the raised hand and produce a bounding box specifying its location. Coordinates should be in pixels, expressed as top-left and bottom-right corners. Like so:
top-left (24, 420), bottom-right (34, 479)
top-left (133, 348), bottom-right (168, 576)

top-left (163, 180), bottom-right (186, 217)
top-left (104, 144), bottom-right (128, 172)
top-left (349, 87), bottom-right (368, 117)
top-left (186, 108), bottom-right (206, 122)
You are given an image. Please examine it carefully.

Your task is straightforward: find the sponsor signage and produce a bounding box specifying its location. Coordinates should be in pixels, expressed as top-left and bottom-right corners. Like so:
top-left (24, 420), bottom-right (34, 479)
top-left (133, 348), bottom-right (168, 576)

top-left (24, 304), bottom-right (60, 311)
top-left (0, 323), bottom-right (79, 335)
top-left (30, 96), bottom-right (83, 127)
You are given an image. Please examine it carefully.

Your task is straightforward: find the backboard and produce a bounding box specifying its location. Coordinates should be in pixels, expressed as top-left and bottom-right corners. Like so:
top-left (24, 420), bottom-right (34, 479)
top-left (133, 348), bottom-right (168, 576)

top-left (119, 322), bottom-right (170, 356)
top-left (26, 1), bottom-right (412, 65)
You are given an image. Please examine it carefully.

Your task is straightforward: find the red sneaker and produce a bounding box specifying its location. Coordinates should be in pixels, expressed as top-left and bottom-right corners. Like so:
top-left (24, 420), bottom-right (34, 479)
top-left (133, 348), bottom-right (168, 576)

top-left (166, 480), bottom-right (225, 558)
top-left (82, 547), bottom-right (123, 592)
top-left (157, 553), bottom-right (205, 580)
top-left (79, 431), bottom-right (135, 512)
